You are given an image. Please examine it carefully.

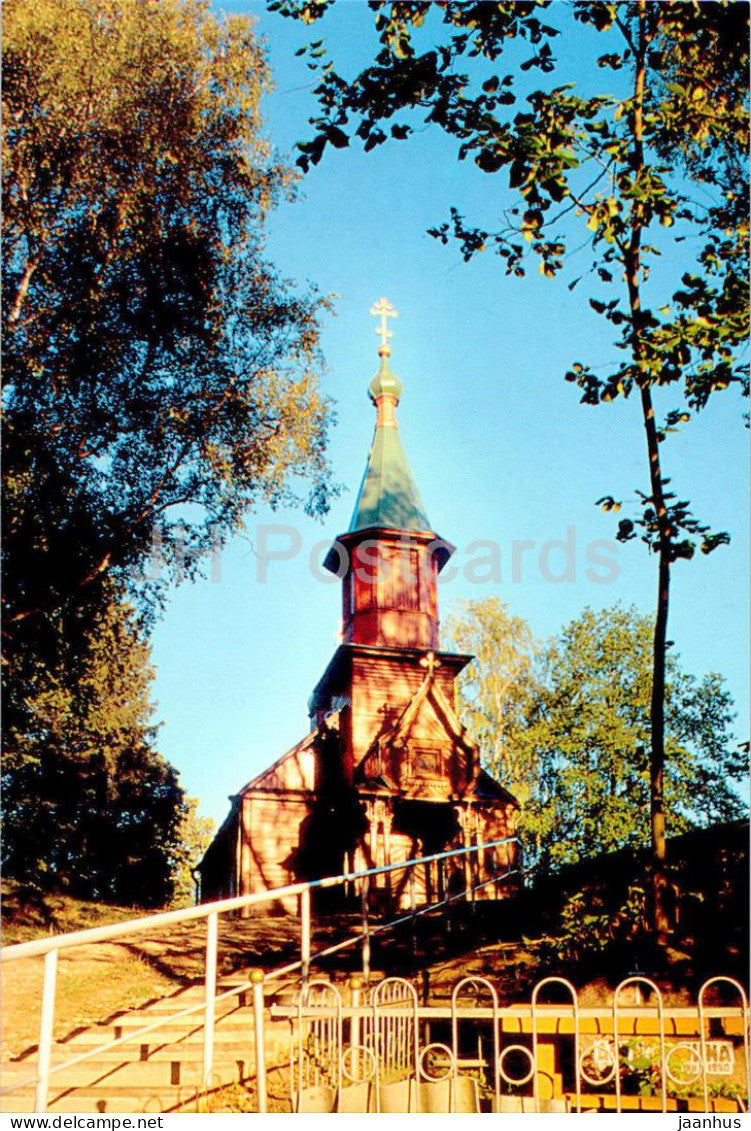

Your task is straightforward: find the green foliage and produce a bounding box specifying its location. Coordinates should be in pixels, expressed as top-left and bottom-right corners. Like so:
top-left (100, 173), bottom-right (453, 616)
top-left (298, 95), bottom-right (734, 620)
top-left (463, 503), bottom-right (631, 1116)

top-left (2, 0), bottom-right (337, 903)
top-left (2, 586), bottom-right (187, 906)
top-left (170, 798), bottom-right (215, 908)
top-left (444, 596), bottom-right (540, 800)
top-left (274, 0), bottom-right (747, 546)
top-left (619, 1037), bottom-right (663, 1097)
top-left (523, 605), bottom-right (746, 866)
top-left (707, 1081), bottom-right (746, 1101)
top-left (538, 884), bottom-right (646, 964)
top-left (451, 598), bottom-right (747, 867)
top-left (3, 0), bottom-right (335, 629)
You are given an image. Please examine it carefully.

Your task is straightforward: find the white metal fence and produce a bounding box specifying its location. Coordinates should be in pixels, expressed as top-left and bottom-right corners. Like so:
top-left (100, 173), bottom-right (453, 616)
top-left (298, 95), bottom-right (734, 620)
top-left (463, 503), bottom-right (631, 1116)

top-left (280, 974), bottom-right (750, 1114)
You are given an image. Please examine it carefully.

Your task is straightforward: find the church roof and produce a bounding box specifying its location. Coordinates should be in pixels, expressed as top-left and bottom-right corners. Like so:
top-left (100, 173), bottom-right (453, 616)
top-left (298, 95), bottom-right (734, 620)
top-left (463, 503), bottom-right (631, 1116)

top-left (348, 355), bottom-right (433, 535)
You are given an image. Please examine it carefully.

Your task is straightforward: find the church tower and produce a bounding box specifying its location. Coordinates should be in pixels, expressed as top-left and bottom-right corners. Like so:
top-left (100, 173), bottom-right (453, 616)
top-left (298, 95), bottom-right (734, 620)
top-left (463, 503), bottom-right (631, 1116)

top-left (323, 297), bottom-right (453, 651)
top-left (307, 300), bottom-right (517, 889)
top-left (197, 300), bottom-right (517, 909)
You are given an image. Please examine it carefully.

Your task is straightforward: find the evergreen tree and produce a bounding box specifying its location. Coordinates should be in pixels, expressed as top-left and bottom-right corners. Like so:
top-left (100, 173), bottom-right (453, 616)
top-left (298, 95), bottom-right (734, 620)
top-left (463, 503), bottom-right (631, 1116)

top-left (2, 587), bottom-right (186, 906)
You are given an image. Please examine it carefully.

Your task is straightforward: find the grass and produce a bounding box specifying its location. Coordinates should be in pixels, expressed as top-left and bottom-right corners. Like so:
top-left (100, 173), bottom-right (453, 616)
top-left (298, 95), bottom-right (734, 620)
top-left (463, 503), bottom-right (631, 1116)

top-left (1, 883), bottom-right (182, 1057)
top-left (0, 881), bottom-right (303, 1060)
top-left (1, 883), bottom-right (156, 946)
top-left (198, 1065), bottom-right (293, 1114)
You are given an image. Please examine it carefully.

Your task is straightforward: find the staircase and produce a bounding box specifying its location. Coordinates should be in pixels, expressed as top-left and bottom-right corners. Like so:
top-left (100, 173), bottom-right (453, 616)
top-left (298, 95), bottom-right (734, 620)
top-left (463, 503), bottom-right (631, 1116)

top-left (1, 977), bottom-right (292, 1114)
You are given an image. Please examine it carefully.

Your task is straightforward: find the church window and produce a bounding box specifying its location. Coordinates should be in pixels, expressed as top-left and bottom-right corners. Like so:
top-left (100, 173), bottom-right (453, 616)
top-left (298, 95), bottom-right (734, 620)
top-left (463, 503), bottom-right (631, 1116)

top-left (376, 820), bottom-right (386, 869)
top-left (381, 547), bottom-right (421, 610)
top-left (350, 544), bottom-right (423, 611)
top-left (353, 544), bottom-right (378, 610)
top-left (411, 746), bottom-right (443, 778)
top-left (402, 549), bottom-right (421, 610)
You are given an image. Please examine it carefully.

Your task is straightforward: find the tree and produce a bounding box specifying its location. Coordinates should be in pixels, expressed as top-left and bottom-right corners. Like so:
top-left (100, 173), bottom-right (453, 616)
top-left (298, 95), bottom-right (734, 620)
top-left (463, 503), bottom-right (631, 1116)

top-left (449, 599), bottom-right (747, 871)
top-left (267, 0), bottom-right (749, 936)
top-left (3, 0), bottom-right (335, 635)
top-left (444, 596), bottom-right (540, 800)
top-left (2, 0), bottom-right (336, 900)
top-left (2, 585), bottom-right (188, 906)
top-left (170, 798), bottom-right (215, 908)
top-left (522, 605), bottom-right (746, 870)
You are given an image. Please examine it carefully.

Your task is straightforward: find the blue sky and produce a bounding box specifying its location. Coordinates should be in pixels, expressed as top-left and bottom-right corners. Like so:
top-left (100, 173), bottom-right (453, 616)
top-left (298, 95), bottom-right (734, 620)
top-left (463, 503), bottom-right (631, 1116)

top-left (149, 2), bottom-right (749, 826)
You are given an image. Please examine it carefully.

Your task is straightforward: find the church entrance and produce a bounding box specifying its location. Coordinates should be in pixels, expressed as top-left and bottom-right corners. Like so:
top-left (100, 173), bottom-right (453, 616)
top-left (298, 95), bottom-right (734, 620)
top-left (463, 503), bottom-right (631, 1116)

top-left (392, 799), bottom-right (461, 905)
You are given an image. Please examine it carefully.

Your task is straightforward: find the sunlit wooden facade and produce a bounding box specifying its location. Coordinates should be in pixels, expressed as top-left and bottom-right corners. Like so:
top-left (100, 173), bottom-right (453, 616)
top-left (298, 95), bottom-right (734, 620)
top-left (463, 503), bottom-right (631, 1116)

top-left (198, 310), bottom-right (518, 909)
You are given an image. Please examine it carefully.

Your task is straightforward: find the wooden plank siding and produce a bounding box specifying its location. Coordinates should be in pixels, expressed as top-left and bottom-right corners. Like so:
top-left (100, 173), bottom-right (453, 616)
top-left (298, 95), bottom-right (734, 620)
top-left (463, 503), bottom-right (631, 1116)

top-left (349, 653), bottom-right (460, 769)
top-left (240, 793), bottom-right (313, 913)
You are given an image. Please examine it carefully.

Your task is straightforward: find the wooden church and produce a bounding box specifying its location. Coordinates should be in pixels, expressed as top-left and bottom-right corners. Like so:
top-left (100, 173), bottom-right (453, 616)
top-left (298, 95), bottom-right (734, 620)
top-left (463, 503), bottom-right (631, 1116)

top-left (197, 300), bottom-right (518, 910)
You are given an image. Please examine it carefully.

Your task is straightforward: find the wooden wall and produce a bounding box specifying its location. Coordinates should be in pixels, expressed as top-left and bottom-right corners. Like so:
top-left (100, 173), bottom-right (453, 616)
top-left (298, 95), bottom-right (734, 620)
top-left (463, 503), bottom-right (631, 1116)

top-left (349, 653), bottom-right (458, 768)
top-left (239, 793), bottom-right (312, 913)
top-left (198, 812), bottom-right (238, 903)
top-left (342, 541), bottom-right (439, 649)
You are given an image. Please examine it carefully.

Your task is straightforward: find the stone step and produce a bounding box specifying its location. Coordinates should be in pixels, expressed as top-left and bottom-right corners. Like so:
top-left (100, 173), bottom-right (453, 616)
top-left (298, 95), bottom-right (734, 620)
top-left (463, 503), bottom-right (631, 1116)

top-left (6, 1046), bottom-right (237, 1075)
top-left (4, 1061), bottom-right (199, 1091)
top-left (59, 1023), bottom-right (286, 1053)
top-left (1, 998), bottom-right (256, 1057)
top-left (0, 972), bottom-right (296, 1114)
top-left (104, 994), bottom-right (252, 1022)
top-left (1, 1085), bottom-right (200, 1115)
top-left (53, 1014), bottom-right (255, 1044)
top-left (2, 1026), bottom-right (287, 1085)
top-left (54, 1031), bottom-right (265, 1060)
top-left (5, 1025), bottom-right (289, 1072)
top-left (121, 988), bottom-right (250, 1012)
top-left (40, 1055), bottom-right (253, 1089)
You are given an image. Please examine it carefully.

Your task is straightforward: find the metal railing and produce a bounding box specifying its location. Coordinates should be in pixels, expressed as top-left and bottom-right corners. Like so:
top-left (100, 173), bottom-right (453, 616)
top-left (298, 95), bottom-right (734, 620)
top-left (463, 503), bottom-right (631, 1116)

top-left (280, 974), bottom-right (750, 1114)
top-left (0, 836), bottom-right (519, 1113)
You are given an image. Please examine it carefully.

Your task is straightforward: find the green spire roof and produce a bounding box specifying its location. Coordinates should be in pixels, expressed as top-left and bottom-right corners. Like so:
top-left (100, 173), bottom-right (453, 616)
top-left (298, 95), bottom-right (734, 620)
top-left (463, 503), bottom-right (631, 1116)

top-left (348, 358), bottom-right (433, 534)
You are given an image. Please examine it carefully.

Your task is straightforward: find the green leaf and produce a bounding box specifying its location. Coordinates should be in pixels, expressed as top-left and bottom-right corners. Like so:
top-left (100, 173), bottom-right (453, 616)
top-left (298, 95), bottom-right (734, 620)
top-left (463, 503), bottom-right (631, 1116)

top-left (325, 125), bottom-right (349, 148)
top-left (476, 148), bottom-right (504, 173)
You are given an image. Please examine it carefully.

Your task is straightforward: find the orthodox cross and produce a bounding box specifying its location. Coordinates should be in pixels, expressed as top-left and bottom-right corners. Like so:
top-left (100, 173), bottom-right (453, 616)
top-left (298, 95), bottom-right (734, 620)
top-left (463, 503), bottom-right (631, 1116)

top-left (370, 296), bottom-right (398, 356)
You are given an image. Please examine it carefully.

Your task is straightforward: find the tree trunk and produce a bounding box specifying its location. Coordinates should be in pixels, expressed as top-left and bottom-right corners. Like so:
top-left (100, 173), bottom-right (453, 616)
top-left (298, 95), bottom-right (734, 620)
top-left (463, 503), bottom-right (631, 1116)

top-left (641, 385), bottom-right (671, 943)
top-left (626, 2), bottom-right (671, 942)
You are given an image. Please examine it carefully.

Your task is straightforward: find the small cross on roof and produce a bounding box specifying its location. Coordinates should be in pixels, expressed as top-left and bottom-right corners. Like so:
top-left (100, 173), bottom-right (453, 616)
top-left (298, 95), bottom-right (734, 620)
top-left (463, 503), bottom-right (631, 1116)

top-left (370, 297), bottom-right (398, 356)
top-left (419, 651), bottom-right (441, 681)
